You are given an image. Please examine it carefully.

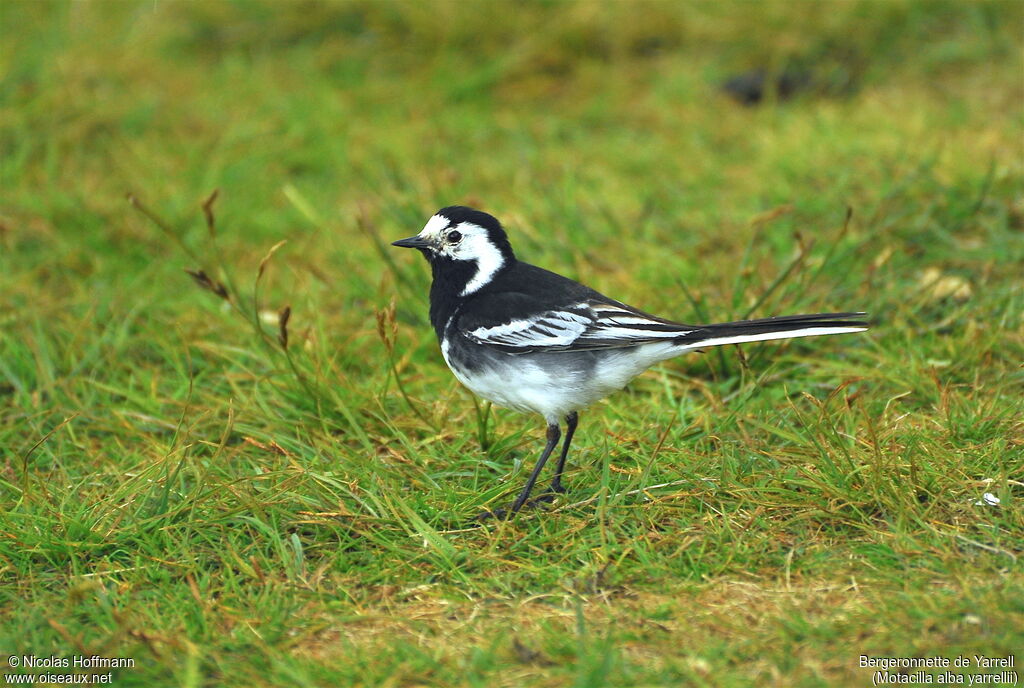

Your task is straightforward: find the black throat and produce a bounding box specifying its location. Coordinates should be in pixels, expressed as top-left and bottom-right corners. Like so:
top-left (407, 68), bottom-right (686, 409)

top-left (427, 255), bottom-right (511, 339)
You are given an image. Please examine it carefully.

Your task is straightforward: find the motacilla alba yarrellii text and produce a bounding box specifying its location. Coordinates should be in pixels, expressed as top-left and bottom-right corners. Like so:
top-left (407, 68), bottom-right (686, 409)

top-left (392, 207), bottom-right (867, 518)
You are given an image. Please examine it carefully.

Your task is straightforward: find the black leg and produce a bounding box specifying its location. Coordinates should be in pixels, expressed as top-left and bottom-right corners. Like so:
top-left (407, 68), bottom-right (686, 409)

top-left (509, 422), bottom-right (561, 514)
top-left (478, 422), bottom-right (562, 521)
top-left (549, 411), bottom-right (578, 494)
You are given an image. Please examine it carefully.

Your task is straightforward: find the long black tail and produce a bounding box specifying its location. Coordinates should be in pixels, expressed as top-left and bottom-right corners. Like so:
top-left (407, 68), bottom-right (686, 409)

top-left (675, 312), bottom-right (868, 350)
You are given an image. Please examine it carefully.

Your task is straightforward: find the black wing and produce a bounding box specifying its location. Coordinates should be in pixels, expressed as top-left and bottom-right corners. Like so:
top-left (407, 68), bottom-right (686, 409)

top-left (457, 292), bottom-right (694, 354)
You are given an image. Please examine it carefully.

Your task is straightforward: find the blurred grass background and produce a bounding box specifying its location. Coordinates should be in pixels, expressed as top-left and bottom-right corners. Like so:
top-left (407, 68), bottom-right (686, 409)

top-left (1, 1), bottom-right (1022, 686)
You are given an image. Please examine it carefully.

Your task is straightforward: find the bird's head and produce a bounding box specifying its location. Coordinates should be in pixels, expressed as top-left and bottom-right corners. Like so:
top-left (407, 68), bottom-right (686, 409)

top-left (392, 206), bottom-right (516, 296)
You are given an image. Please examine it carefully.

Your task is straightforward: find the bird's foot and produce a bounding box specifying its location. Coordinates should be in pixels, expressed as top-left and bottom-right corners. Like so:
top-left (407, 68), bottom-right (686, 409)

top-left (475, 488), bottom-right (566, 522)
top-left (474, 507), bottom-right (509, 522)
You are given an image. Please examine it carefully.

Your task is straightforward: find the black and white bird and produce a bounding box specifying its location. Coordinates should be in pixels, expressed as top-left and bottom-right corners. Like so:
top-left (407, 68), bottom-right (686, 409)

top-left (392, 207), bottom-right (867, 518)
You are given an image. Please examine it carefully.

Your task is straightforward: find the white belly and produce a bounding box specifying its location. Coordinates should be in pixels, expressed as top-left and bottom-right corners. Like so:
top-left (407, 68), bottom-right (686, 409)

top-left (441, 339), bottom-right (679, 423)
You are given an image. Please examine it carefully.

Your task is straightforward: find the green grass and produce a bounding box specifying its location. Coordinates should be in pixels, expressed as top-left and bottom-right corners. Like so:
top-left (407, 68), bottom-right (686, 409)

top-left (2, 1), bottom-right (1022, 685)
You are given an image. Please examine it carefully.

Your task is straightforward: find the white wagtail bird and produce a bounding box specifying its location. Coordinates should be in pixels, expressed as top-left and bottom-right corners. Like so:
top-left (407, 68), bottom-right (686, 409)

top-left (392, 206), bottom-right (867, 518)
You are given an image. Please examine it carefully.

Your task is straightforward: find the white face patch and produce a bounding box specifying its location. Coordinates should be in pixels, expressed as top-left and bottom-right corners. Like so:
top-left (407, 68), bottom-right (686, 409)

top-left (416, 216), bottom-right (506, 296)
top-left (453, 223), bottom-right (505, 295)
top-left (418, 214), bottom-right (451, 243)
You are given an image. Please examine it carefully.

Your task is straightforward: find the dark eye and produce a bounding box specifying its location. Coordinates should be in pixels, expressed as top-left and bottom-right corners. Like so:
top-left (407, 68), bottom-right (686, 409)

top-left (446, 230), bottom-right (462, 244)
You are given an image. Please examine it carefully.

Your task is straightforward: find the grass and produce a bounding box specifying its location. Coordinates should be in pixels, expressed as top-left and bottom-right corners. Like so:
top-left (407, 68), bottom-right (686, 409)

top-left (1, 0), bottom-right (1023, 685)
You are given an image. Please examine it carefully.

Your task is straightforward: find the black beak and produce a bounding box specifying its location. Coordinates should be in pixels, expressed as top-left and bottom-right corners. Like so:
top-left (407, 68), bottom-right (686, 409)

top-left (391, 235), bottom-right (431, 249)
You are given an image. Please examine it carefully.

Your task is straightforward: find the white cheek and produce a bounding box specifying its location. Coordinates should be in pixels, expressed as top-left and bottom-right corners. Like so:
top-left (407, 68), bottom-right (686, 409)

top-left (458, 235), bottom-right (505, 296)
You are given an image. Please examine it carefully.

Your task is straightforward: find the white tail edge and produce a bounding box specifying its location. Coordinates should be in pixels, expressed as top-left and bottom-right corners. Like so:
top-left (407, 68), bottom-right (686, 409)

top-left (678, 326), bottom-right (868, 352)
